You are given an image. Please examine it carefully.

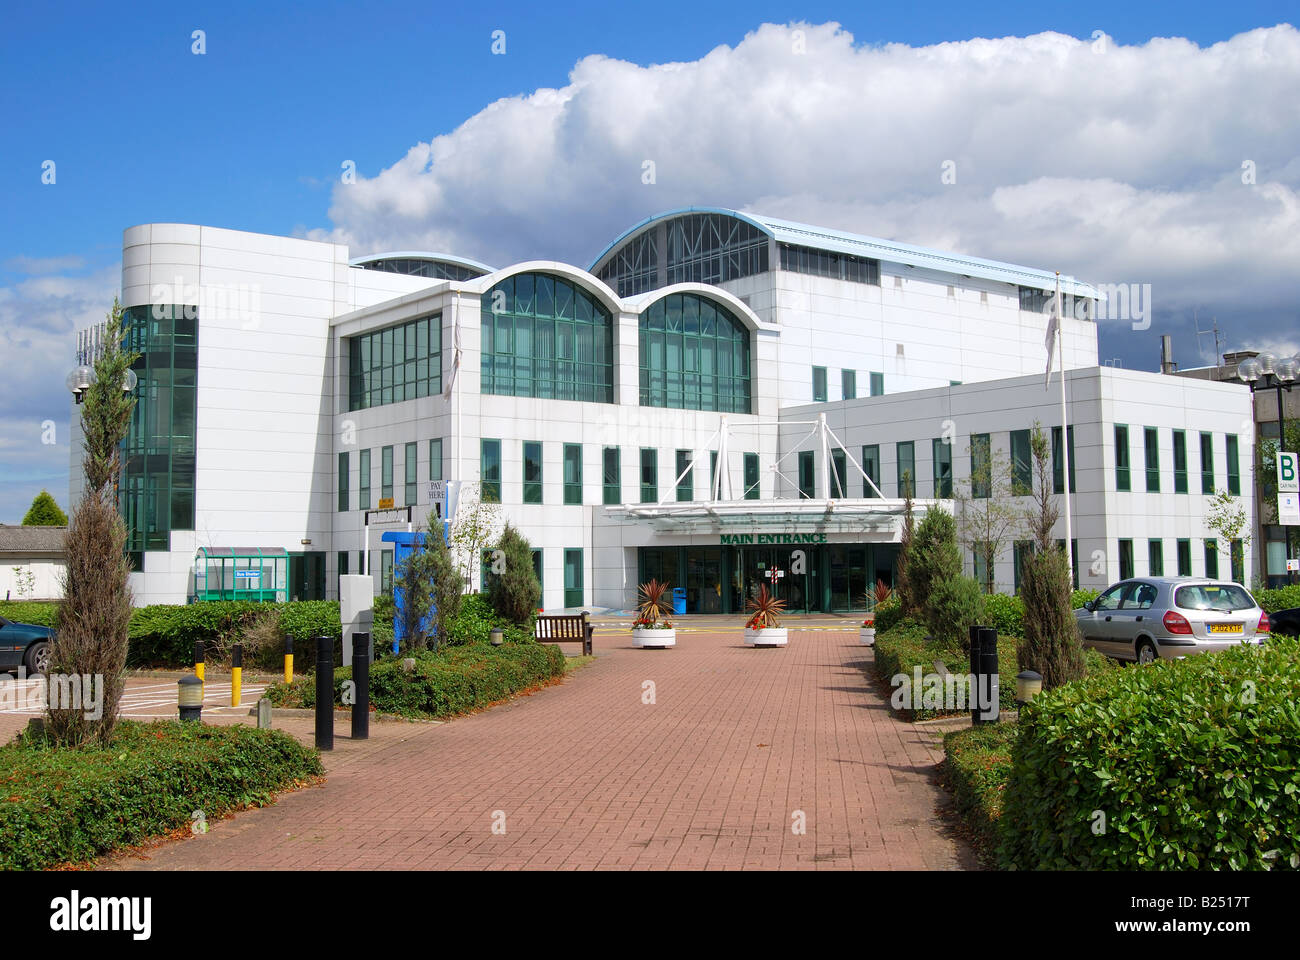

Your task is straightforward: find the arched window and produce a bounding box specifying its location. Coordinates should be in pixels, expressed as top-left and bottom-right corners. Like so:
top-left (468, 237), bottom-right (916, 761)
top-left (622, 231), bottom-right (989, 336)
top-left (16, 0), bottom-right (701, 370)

top-left (481, 273), bottom-right (614, 403)
top-left (639, 293), bottom-right (751, 413)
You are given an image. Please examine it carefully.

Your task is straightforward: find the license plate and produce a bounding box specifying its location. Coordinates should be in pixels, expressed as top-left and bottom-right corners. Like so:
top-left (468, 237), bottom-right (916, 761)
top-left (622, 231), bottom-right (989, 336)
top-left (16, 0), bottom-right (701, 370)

top-left (1209, 623), bottom-right (1242, 634)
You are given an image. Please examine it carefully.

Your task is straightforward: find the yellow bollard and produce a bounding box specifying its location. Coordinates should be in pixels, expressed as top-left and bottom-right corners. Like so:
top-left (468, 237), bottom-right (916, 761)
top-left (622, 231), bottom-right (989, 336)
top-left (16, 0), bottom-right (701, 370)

top-left (231, 643), bottom-right (242, 707)
top-left (194, 640), bottom-right (205, 683)
top-left (284, 636), bottom-right (294, 684)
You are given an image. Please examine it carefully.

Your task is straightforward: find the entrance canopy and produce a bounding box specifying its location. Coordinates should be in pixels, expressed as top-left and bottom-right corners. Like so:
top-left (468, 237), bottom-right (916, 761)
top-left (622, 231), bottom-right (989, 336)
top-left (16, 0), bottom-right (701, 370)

top-left (193, 546), bottom-right (289, 602)
top-left (605, 498), bottom-right (925, 537)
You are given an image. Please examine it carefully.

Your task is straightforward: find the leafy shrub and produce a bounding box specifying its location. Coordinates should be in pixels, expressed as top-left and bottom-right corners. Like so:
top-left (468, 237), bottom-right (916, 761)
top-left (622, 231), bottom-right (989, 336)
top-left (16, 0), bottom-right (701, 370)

top-left (982, 593), bottom-right (1025, 637)
top-left (0, 601), bottom-right (59, 627)
top-left (127, 600), bottom-right (341, 668)
top-left (264, 641), bottom-right (565, 718)
top-left (924, 574), bottom-right (985, 650)
top-left (451, 593), bottom-right (535, 646)
top-left (1256, 584), bottom-right (1300, 614)
top-left (1018, 544), bottom-right (1085, 689)
top-left (999, 635), bottom-right (1300, 870)
top-left (0, 720), bottom-right (322, 870)
top-left (485, 522), bottom-right (541, 624)
top-left (873, 593), bottom-right (904, 631)
top-left (908, 507), bottom-right (961, 612)
top-left (942, 722), bottom-right (1018, 860)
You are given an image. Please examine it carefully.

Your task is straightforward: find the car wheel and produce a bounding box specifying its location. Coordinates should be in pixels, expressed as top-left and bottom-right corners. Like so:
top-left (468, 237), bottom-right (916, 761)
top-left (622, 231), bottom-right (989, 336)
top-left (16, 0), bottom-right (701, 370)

top-left (24, 640), bottom-right (51, 676)
top-left (1135, 638), bottom-right (1158, 665)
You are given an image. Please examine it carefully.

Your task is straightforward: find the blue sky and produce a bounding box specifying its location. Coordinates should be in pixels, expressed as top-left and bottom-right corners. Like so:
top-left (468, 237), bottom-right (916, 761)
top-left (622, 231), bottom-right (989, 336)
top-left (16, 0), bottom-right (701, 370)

top-left (2, 1), bottom-right (1298, 522)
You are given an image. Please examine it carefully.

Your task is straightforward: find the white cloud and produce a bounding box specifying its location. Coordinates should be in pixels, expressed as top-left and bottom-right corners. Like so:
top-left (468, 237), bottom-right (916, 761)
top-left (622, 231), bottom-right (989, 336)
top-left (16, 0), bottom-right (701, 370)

top-left (313, 21), bottom-right (1300, 363)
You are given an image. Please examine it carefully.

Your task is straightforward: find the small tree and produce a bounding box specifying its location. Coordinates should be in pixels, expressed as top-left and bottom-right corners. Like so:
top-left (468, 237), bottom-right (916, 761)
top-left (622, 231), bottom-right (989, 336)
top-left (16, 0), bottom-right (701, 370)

top-left (953, 444), bottom-right (1022, 594)
top-left (1204, 489), bottom-right (1251, 554)
top-left (447, 482), bottom-right (502, 593)
top-left (908, 505), bottom-right (960, 612)
top-left (895, 473), bottom-right (918, 616)
top-left (925, 574), bottom-right (986, 651)
top-left (1017, 423), bottom-right (1084, 689)
top-left (393, 528), bottom-right (435, 652)
top-left (49, 298), bottom-right (138, 746)
top-left (428, 526), bottom-right (462, 650)
top-left (22, 490), bottom-right (68, 526)
top-left (485, 522), bottom-right (541, 624)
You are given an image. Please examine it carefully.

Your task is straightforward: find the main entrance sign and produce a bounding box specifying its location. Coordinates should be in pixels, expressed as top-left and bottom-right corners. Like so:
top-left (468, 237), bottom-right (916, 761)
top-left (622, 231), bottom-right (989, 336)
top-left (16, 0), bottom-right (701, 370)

top-left (720, 533), bottom-right (828, 545)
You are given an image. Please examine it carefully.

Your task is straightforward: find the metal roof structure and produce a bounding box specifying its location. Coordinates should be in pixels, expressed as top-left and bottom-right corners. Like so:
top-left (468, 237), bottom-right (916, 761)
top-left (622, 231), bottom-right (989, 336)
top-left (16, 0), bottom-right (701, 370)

top-left (349, 251), bottom-right (497, 274)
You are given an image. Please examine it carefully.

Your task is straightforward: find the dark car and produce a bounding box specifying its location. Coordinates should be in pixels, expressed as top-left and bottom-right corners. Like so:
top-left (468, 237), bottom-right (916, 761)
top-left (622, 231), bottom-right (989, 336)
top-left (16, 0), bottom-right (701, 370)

top-left (0, 616), bottom-right (53, 675)
top-left (1269, 607), bottom-right (1300, 638)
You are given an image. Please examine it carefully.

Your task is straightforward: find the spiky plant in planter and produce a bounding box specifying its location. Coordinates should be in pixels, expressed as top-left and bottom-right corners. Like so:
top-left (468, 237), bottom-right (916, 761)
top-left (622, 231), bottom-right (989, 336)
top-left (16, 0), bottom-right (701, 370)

top-left (632, 579), bottom-right (676, 647)
top-left (744, 584), bottom-right (788, 646)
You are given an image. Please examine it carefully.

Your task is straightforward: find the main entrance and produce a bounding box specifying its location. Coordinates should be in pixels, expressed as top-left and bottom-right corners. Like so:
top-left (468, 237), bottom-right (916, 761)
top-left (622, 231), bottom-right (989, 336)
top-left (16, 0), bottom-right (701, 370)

top-left (638, 543), bottom-right (897, 614)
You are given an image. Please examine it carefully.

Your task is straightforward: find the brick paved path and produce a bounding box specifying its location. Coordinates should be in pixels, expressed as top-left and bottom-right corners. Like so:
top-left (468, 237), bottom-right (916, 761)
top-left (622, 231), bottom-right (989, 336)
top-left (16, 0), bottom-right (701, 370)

top-left (108, 625), bottom-right (975, 870)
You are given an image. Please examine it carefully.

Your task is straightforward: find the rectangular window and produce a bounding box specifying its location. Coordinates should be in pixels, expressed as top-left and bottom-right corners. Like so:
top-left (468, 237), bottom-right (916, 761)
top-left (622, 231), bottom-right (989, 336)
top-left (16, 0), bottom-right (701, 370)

top-left (841, 369), bottom-right (856, 400)
top-left (1144, 427), bottom-right (1160, 492)
top-left (971, 433), bottom-right (991, 499)
top-left (933, 438), bottom-right (953, 499)
top-left (798, 450), bottom-right (815, 499)
top-left (972, 546), bottom-right (989, 594)
top-left (1051, 426), bottom-right (1076, 494)
top-left (404, 442), bottom-right (418, 506)
top-left (359, 449), bottom-right (371, 510)
top-left (523, 441), bottom-right (543, 504)
top-left (1200, 432), bottom-right (1214, 494)
top-left (347, 313), bottom-right (441, 411)
top-left (896, 442), bottom-right (914, 498)
top-left (1148, 539), bottom-right (1164, 576)
top-left (1010, 429), bottom-right (1031, 495)
top-left (1177, 538), bottom-right (1192, 576)
top-left (563, 548), bottom-right (583, 608)
top-left (1172, 430), bottom-right (1187, 494)
top-left (338, 551), bottom-right (348, 579)
top-left (381, 446), bottom-right (394, 501)
top-left (1226, 435), bottom-right (1240, 496)
top-left (870, 372), bottom-right (884, 396)
top-left (532, 549), bottom-right (544, 607)
top-left (1204, 539), bottom-right (1219, 579)
top-left (861, 445), bottom-right (880, 498)
top-left (1054, 539), bottom-right (1081, 589)
top-left (744, 452), bottom-right (760, 500)
top-left (429, 438), bottom-right (443, 482)
top-left (640, 448), bottom-right (658, 503)
top-left (1231, 539), bottom-right (1244, 584)
top-left (812, 366), bottom-right (827, 402)
top-left (675, 449), bottom-right (693, 502)
top-left (338, 451), bottom-right (349, 512)
top-left (1013, 540), bottom-right (1034, 593)
top-left (564, 444), bottom-right (583, 504)
top-left (831, 449), bottom-right (847, 498)
top-left (603, 447), bottom-right (621, 505)
top-left (1115, 425), bottom-right (1131, 492)
top-left (381, 549), bottom-right (394, 593)
top-left (481, 439), bottom-right (501, 503)
top-left (1119, 539), bottom-right (1134, 581)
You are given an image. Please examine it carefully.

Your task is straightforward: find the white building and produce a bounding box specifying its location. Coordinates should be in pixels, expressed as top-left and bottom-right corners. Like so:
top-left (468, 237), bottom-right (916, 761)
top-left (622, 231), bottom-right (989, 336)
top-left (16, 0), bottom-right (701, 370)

top-left (74, 209), bottom-right (1254, 610)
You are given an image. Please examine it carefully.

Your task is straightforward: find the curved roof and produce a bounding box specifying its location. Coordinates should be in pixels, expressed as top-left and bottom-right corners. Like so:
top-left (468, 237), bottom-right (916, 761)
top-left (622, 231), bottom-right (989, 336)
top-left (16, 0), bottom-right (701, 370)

top-left (590, 206), bottom-right (1099, 299)
top-left (350, 251), bottom-right (497, 274)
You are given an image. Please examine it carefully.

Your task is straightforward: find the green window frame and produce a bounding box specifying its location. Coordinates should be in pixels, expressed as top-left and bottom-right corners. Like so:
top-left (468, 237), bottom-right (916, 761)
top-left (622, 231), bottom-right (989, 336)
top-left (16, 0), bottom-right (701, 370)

top-left (1114, 425), bottom-right (1131, 492)
top-left (1051, 426), bottom-right (1076, 495)
top-left (603, 447), bottom-right (621, 505)
top-left (861, 445), bottom-right (880, 498)
top-left (831, 449), bottom-right (847, 498)
top-left (1013, 540), bottom-right (1034, 593)
top-left (798, 450), bottom-right (815, 499)
top-left (1172, 429), bottom-right (1187, 494)
top-left (812, 366), bottom-right (827, 402)
top-left (842, 369), bottom-right (856, 400)
top-left (1056, 539), bottom-right (1080, 589)
top-left (869, 372), bottom-right (884, 396)
top-left (429, 438), bottom-right (443, 482)
top-left (563, 548), bottom-right (584, 608)
top-left (971, 434), bottom-right (991, 499)
top-left (676, 449), bottom-right (693, 502)
top-left (564, 444), bottom-right (583, 504)
top-left (1231, 539), bottom-right (1244, 584)
top-left (359, 449), bottom-right (371, 510)
top-left (972, 546), bottom-right (989, 594)
top-left (1148, 539), bottom-right (1164, 576)
top-left (532, 549), bottom-right (544, 606)
top-left (639, 292), bottom-right (750, 413)
top-left (744, 452), bottom-right (760, 500)
top-left (640, 448), bottom-right (658, 503)
top-left (381, 446), bottom-right (394, 501)
top-left (1118, 539), bottom-right (1134, 581)
top-left (481, 439), bottom-right (501, 503)
top-left (1204, 539), bottom-right (1219, 579)
top-left (1200, 432), bottom-right (1214, 494)
top-left (404, 442), bottom-right (418, 506)
top-left (347, 313), bottom-right (441, 411)
top-left (338, 451), bottom-right (349, 512)
top-left (1226, 435), bottom-right (1240, 496)
top-left (1144, 427), bottom-right (1160, 492)
top-left (897, 442), bottom-right (914, 498)
top-left (482, 274), bottom-right (613, 403)
top-left (381, 549), bottom-right (394, 593)
top-left (523, 441), bottom-right (543, 504)
top-left (932, 438), bottom-right (953, 499)
top-left (1176, 538), bottom-right (1192, 576)
top-left (1010, 429), bottom-right (1031, 495)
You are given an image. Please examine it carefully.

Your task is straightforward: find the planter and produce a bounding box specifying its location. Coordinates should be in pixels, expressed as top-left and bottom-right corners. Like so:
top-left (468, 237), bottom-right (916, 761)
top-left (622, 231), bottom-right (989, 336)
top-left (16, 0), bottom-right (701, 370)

top-left (744, 627), bottom-right (788, 647)
top-left (633, 627), bottom-right (676, 648)
top-left (859, 626), bottom-right (876, 646)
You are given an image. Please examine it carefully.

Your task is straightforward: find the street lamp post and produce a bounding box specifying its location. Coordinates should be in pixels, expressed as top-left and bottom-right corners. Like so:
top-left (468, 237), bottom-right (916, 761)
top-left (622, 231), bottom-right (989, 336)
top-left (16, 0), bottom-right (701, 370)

top-left (1237, 353), bottom-right (1299, 586)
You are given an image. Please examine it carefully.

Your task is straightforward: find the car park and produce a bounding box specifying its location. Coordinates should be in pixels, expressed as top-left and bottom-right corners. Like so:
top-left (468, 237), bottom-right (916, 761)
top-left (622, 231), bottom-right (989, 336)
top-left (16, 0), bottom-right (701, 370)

top-left (1074, 577), bottom-right (1269, 664)
top-left (0, 616), bottom-right (53, 676)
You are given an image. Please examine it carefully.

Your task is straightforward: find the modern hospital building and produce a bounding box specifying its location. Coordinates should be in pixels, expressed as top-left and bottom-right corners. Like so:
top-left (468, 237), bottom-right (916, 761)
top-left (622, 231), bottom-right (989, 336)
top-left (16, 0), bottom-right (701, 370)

top-left (73, 209), bottom-right (1256, 611)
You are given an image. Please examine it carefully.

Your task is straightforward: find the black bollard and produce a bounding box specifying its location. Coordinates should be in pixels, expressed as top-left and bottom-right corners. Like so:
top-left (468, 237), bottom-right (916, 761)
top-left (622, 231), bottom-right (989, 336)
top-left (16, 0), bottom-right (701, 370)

top-left (315, 634), bottom-right (334, 751)
top-left (351, 631), bottom-right (371, 741)
top-left (973, 626), bottom-right (1000, 724)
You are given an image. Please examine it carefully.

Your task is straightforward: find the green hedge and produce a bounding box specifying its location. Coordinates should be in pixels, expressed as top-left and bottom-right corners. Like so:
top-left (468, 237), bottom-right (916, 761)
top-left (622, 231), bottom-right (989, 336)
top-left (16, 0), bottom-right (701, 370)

top-left (0, 720), bottom-right (322, 870)
top-left (264, 641), bottom-right (566, 719)
top-left (999, 634), bottom-right (1300, 870)
top-left (941, 722), bottom-right (1018, 860)
top-left (1256, 584), bottom-right (1300, 615)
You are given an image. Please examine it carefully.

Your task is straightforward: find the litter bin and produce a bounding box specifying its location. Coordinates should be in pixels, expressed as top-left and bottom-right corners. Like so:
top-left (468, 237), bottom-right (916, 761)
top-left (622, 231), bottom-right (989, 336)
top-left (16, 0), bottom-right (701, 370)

top-left (672, 587), bottom-right (687, 616)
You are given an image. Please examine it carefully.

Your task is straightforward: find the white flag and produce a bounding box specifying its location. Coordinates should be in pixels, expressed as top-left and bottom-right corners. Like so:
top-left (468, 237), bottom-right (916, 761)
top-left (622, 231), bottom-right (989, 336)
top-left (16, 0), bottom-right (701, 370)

top-left (443, 313), bottom-right (462, 401)
top-left (1044, 281), bottom-right (1061, 388)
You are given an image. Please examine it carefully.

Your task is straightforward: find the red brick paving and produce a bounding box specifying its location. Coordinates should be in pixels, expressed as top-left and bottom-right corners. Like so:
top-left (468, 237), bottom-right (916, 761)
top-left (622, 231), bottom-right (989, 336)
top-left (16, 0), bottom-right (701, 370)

top-left (94, 624), bottom-right (974, 870)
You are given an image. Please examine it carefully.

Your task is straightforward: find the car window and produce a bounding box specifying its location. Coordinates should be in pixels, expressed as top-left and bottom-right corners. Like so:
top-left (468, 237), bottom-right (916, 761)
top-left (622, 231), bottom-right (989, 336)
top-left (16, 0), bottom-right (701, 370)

top-left (1174, 583), bottom-right (1256, 612)
top-left (1116, 583), bottom-right (1146, 610)
top-left (1133, 584), bottom-right (1158, 610)
top-left (1094, 585), bottom-right (1125, 611)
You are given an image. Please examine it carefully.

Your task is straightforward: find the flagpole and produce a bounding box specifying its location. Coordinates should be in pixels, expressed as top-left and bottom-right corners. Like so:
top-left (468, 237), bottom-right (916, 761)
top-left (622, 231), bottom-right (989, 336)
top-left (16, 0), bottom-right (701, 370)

top-left (1057, 272), bottom-right (1074, 585)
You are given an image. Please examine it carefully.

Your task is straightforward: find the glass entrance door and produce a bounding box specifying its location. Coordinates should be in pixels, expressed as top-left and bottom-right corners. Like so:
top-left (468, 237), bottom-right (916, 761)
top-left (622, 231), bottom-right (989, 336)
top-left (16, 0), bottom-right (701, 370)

top-left (740, 548), bottom-right (813, 613)
top-left (685, 547), bottom-right (722, 613)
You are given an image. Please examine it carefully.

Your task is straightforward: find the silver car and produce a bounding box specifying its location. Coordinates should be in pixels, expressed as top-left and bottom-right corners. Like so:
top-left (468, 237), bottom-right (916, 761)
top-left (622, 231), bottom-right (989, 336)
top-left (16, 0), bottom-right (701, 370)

top-left (1074, 577), bottom-right (1270, 664)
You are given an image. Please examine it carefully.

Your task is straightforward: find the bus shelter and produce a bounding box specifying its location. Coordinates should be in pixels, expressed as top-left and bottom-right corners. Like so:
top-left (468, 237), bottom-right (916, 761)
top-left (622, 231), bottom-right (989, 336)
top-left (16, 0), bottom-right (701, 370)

top-left (193, 546), bottom-right (289, 602)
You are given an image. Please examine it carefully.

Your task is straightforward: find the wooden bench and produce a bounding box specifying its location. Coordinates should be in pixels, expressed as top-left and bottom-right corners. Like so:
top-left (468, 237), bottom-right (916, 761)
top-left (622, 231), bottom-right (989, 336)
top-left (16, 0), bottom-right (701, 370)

top-left (535, 612), bottom-right (593, 656)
